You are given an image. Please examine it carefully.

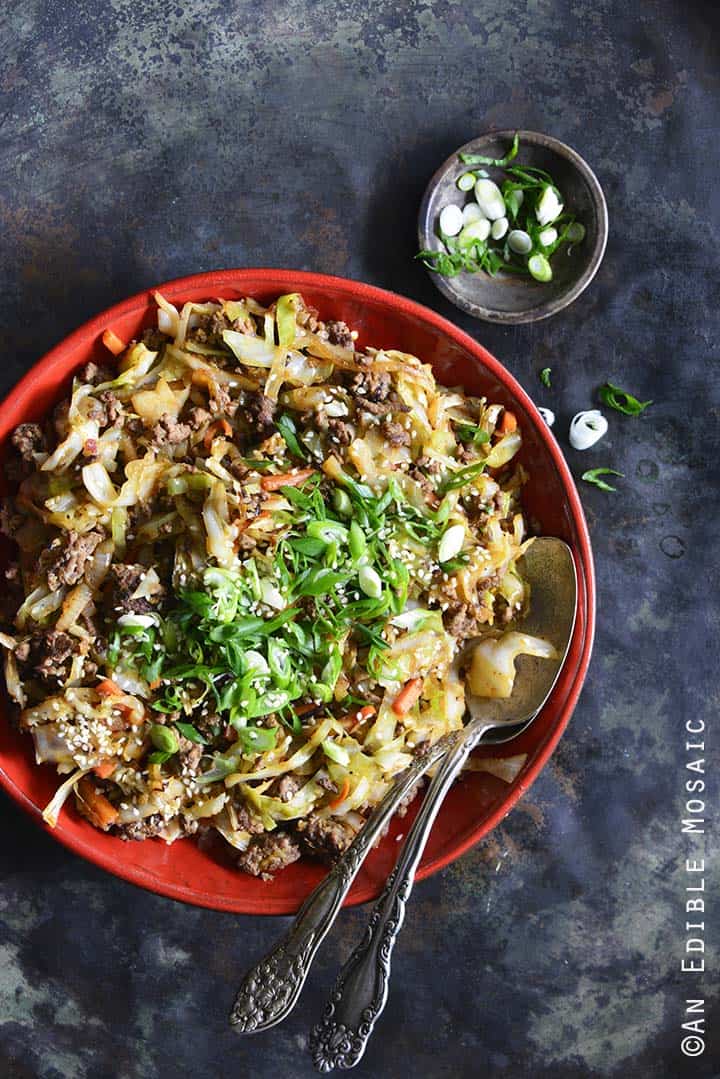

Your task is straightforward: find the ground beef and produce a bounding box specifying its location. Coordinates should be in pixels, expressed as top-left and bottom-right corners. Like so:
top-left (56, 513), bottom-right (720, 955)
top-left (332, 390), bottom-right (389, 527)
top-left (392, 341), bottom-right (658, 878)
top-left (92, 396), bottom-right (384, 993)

top-left (40, 530), bottom-right (103, 591)
top-left (442, 594), bottom-right (495, 640)
top-left (187, 406), bottom-right (212, 431)
top-left (316, 774), bottom-right (338, 794)
top-left (104, 563), bottom-right (165, 616)
top-left (268, 774), bottom-right (301, 803)
top-left (350, 369), bottom-right (392, 403)
top-left (11, 423), bottom-right (47, 461)
top-left (116, 813), bottom-right (199, 841)
top-left (53, 400), bottom-right (70, 440)
top-left (100, 391), bottom-right (124, 426)
top-left (236, 830), bottom-right (301, 880)
top-left (141, 327), bottom-right (168, 351)
top-left (410, 455), bottom-right (443, 477)
top-left (22, 630), bottom-right (76, 687)
top-left (80, 362), bottom-right (113, 385)
top-left (382, 419), bottom-right (411, 447)
top-left (0, 499), bottom-right (23, 539)
top-left (325, 320), bottom-right (354, 349)
top-left (245, 393), bottom-right (276, 436)
top-left (295, 812), bottom-right (357, 863)
top-left (177, 735), bottom-right (203, 775)
top-left (316, 412), bottom-right (354, 446)
top-left (235, 804), bottom-right (266, 835)
top-left (116, 814), bottom-right (168, 841)
top-left (149, 413), bottom-right (192, 448)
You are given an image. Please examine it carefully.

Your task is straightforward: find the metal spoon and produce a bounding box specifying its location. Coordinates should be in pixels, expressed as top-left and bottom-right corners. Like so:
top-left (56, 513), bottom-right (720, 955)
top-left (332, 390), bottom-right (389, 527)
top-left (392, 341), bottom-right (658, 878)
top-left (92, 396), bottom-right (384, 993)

top-left (230, 536), bottom-right (575, 1039)
top-left (309, 537), bottom-right (577, 1071)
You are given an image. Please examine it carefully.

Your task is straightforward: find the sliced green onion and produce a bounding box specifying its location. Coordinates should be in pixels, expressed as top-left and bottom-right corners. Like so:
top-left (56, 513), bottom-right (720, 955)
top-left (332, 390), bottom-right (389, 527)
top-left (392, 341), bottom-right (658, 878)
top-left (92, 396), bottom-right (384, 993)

top-left (566, 222), bottom-right (586, 244)
top-left (457, 171), bottom-right (476, 191)
top-left (598, 382), bottom-right (652, 416)
top-left (174, 722), bottom-right (206, 744)
top-left (528, 254), bottom-right (552, 282)
top-left (438, 524), bottom-right (465, 564)
top-left (332, 488), bottom-right (353, 516)
top-left (358, 565), bottom-right (382, 599)
top-left (581, 468), bottom-right (623, 492)
top-left (349, 520), bottom-right (367, 561)
top-left (150, 724), bottom-right (179, 755)
top-left (540, 367), bottom-right (552, 388)
top-left (459, 132), bottom-right (519, 168)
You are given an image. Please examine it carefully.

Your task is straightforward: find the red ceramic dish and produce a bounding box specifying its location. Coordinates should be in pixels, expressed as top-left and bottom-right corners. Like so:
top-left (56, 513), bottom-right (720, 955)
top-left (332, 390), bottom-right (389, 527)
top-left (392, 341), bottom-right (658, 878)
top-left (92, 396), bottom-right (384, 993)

top-left (0, 269), bottom-right (595, 914)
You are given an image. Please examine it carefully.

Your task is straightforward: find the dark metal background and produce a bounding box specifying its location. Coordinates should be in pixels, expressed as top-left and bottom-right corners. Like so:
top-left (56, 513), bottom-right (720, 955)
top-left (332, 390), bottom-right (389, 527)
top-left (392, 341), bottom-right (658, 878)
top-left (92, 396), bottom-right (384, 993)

top-left (0, 2), bottom-right (717, 1077)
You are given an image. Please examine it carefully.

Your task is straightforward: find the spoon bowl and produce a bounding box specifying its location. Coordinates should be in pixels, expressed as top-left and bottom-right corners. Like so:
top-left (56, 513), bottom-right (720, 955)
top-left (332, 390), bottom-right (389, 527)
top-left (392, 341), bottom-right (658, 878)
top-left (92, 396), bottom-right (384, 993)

top-left (467, 535), bottom-right (578, 740)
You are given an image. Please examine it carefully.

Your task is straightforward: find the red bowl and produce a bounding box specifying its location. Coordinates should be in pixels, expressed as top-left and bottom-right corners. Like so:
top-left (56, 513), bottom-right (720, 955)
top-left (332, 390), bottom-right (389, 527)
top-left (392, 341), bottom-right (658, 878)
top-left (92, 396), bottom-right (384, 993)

top-left (0, 269), bottom-right (595, 914)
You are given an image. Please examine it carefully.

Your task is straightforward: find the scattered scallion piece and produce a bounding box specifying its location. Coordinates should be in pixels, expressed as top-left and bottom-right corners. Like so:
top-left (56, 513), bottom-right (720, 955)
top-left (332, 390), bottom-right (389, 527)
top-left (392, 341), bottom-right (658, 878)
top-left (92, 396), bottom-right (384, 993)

top-left (581, 468), bottom-right (623, 492)
top-left (459, 132), bottom-right (520, 168)
top-left (540, 367), bottom-right (552, 388)
top-left (598, 382), bottom-right (652, 416)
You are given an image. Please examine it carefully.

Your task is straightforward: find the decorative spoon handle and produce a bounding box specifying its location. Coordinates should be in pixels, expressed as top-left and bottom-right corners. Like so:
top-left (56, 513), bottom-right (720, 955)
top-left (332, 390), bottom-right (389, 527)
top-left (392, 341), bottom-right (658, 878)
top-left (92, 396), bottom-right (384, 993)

top-left (230, 732), bottom-right (458, 1034)
top-left (309, 718), bottom-right (488, 1071)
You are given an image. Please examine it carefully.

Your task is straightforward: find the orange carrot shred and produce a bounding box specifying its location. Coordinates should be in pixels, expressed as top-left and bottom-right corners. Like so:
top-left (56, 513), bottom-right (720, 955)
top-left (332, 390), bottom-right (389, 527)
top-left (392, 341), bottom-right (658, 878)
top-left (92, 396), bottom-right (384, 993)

top-left (391, 678), bottom-right (423, 716)
top-left (498, 410), bottom-right (517, 435)
top-left (102, 329), bottom-right (125, 356)
top-left (96, 678), bottom-right (123, 697)
top-left (328, 776), bottom-right (351, 810)
top-left (77, 777), bottom-right (119, 829)
top-left (261, 468), bottom-right (316, 492)
top-left (93, 760), bottom-right (117, 779)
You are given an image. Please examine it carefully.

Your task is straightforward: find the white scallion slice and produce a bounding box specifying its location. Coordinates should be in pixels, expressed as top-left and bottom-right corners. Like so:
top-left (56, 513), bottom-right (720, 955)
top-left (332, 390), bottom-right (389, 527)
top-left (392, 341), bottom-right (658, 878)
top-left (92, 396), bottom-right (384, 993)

top-left (438, 204), bottom-right (464, 237)
top-left (457, 172), bottom-right (476, 192)
top-left (538, 227), bottom-right (558, 247)
top-left (528, 254), bottom-right (552, 282)
top-left (569, 410), bottom-right (608, 450)
top-left (536, 185), bottom-right (564, 226)
top-left (508, 229), bottom-right (532, 255)
top-left (566, 222), bottom-right (586, 244)
top-left (473, 178), bottom-right (506, 220)
top-left (538, 407), bottom-right (555, 427)
top-left (358, 565), bottom-right (382, 598)
top-left (459, 219), bottom-right (490, 246)
top-left (461, 202), bottom-right (485, 225)
top-left (438, 524), bottom-right (465, 564)
top-left (490, 217), bottom-right (508, 241)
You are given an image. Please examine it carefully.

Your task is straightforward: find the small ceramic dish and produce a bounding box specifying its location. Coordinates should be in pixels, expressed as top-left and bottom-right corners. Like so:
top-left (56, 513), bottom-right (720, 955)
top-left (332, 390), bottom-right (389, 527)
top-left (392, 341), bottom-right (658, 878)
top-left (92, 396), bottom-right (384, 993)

top-left (418, 129), bottom-right (608, 324)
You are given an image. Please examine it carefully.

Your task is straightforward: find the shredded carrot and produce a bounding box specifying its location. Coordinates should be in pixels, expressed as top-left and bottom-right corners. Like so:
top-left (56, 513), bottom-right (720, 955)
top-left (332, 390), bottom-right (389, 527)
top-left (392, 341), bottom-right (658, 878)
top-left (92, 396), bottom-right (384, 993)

top-left (203, 418), bottom-right (232, 452)
top-left (391, 678), bottom-right (423, 716)
top-left (102, 329), bottom-right (125, 356)
top-left (93, 759), bottom-right (117, 779)
top-left (328, 776), bottom-right (351, 810)
top-left (148, 678), bottom-right (162, 691)
top-left (83, 438), bottom-right (98, 457)
top-left (261, 468), bottom-right (316, 492)
top-left (498, 410), bottom-right (517, 435)
top-left (294, 702), bottom-right (318, 718)
top-left (339, 704), bottom-right (376, 731)
top-left (77, 777), bottom-right (119, 829)
top-left (96, 678), bottom-right (123, 697)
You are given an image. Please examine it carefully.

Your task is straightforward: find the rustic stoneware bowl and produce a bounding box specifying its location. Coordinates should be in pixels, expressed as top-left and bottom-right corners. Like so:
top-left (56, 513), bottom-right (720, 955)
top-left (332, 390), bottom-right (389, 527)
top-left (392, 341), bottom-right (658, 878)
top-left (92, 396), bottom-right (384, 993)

top-left (418, 130), bottom-right (608, 324)
top-left (0, 269), bottom-right (595, 913)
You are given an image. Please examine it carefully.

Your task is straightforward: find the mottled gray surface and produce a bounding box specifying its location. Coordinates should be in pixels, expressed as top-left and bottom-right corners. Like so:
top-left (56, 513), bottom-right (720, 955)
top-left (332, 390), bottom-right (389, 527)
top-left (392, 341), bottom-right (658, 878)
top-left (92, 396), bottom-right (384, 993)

top-left (0, 1), bottom-right (718, 1077)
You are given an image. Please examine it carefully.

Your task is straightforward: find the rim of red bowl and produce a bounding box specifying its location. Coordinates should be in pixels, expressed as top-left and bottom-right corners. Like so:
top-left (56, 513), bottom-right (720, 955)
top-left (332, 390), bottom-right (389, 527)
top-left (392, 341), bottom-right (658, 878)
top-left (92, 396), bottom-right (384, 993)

top-left (0, 269), bottom-right (596, 912)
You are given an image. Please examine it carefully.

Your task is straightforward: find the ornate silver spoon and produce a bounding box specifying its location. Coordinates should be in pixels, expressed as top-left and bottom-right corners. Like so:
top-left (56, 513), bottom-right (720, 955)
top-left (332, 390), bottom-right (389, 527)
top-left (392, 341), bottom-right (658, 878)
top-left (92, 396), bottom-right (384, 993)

top-left (309, 536), bottom-right (577, 1071)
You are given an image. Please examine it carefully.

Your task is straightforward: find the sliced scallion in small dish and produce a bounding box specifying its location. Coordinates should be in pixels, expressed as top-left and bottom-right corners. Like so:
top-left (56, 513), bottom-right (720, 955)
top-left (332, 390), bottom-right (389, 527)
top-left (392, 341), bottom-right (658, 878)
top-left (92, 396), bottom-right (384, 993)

top-left (419, 134), bottom-right (586, 281)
